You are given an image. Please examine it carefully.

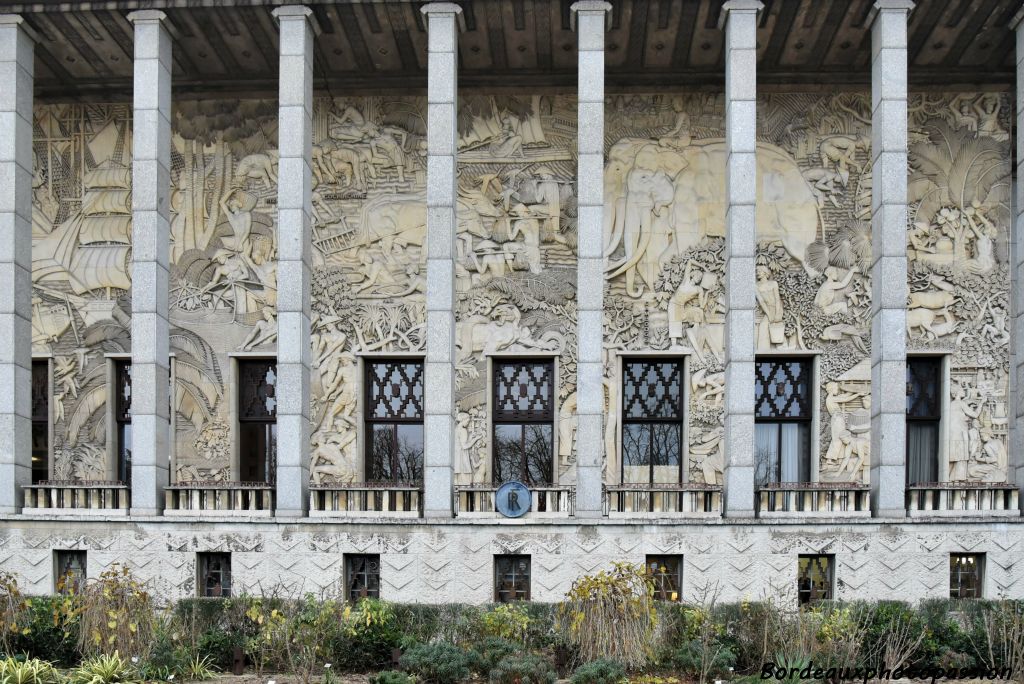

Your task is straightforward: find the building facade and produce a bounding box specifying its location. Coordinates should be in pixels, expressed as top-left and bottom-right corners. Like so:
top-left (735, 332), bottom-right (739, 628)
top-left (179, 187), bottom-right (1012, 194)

top-left (1, 0), bottom-right (1024, 604)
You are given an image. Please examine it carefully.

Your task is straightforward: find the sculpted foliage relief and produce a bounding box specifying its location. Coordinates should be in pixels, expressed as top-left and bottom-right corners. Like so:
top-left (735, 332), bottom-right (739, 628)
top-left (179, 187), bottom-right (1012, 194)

top-left (28, 91), bottom-right (1011, 489)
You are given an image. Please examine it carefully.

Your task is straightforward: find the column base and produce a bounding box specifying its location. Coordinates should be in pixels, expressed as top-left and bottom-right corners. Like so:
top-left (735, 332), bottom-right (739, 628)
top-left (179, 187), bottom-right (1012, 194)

top-left (873, 508), bottom-right (907, 518)
top-left (274, 508), bottom-right (308, 519)
top-left (130, 507), bottom-right (162, 517)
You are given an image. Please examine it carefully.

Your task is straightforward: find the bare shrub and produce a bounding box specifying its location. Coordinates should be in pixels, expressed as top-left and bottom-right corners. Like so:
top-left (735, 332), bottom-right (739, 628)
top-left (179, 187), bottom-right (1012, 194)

top-left (77, 564), bottom-right (154, 660)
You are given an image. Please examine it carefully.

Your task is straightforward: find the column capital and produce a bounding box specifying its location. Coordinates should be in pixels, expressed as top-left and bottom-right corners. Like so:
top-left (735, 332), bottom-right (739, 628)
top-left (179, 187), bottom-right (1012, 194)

top-left (571, 1), bottom-right (612, 32)
top-left (874, 0), bottom-right (915, 12)
top-left (127, 9), bottom-right (167, 24)
top-left (272, 5), bottom-right (321, 35)
top-left (0, 14), bottom-right (39, 42)
top-left (718, 1), bottom-right (763, 30)
top-left (421, 3), bottom-right (463, 17)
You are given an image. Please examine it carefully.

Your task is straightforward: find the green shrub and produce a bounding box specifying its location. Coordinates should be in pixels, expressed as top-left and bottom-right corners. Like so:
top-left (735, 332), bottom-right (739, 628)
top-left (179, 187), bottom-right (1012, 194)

top-left (0, 657), bottom-right (63, 684)
top-left (489, 653), bottom-right (556, 684)
top-left (470, 637), bottom-right (520, 676)
top-left (479, 604), bottom-right (531, 643)
top-left (68, 652), bottom-right (138, 684)
top-left (399, 642), bottom-right (471, 683)
top-left (570, 658), bottom-right (627, 684)
top-left (368, 672), bottom-right (414, 684)
top-left (7, 596), bottom-right (80, 667)
top-left (328, 598), bottom-right (402, 672)
top-left (667, 639), bottom-right (736, 680)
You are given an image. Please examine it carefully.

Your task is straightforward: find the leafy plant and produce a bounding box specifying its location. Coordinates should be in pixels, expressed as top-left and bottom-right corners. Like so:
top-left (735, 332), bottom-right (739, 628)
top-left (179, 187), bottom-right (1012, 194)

top-left (488, 653), bottom-right (556, 684)
top-left (557, 563), bottom-right (657, 670)
top-left (8, 596), bottom-right (80, 666)
top-left (469, 637), bottom-right (519, 676)
top-left (399, 642), bottom-right (471, 683)
top-left (68, 652), bottom-right (138, 684)
top-left (182, 655), bottom-right (218, 681)
top-left (0, 657), bottom-right (63, 684)
top-left (570, 658), bottom-right (627, 684)
top-left (368, 672), bottom-right (414, 684)
top-left (76, 566), bottom-right (153, 660)
top-left (479, 604), bottom-right (531, 643)
top-left (0, 574), bottom-right (29, 658)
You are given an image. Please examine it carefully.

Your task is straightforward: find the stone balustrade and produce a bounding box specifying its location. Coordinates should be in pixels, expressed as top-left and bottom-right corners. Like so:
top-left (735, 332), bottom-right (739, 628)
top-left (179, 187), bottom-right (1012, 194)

top-left (454, 485), bottom-right (575, 518)
top-left (604, 483), bottom-right (723, 517)
top-left (164, 482), bottom-right (275, 517)
top-left (22, 481), bottom-right (130, 515)
top-left (906, 482), bottom-right (1021, 517)
top-left (309, 484), bottom-right (422, 518)
top-left (756, 483), bottom-right (871, 518)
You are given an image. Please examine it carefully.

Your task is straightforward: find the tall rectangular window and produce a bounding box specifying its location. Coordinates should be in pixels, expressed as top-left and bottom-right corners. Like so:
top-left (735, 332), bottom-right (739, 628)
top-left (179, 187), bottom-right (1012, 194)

top-left (492, 360), bottom-right (554, 485)
top-left (645, 555), bottom-right (682, 602)
top-left (31, 361), bottom-right (49, 484)
top-left (494, 555), bottom-right (531, 602)
top-left (54, 550), bottom-right (86, 595)
top-left (797, 555), bottom-right (833, 605)
top-left (365, 360), bottom-right (424, 483)
top-left (622, 359), bottom-right (684, 484)
top-left (950, 553), bottom-right (984, 599)
top-left (114, 361), bottom-right (132, 483)
top-left (345, 554), bottom-right (381, 602)
top-left (755, 359), bottom-right (812, 485)
top-left (906, 357), bottom-right (942, 486)
top-left (238, 360), bottom-right (277, 484)
top-left (197, 553), bottom-right (231, 597)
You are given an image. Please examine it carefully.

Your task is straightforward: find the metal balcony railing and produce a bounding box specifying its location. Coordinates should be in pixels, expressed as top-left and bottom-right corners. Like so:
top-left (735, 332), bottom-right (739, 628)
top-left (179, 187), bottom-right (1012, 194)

top-left (164, 482), bottom-right (275, 516)
top-left (604, 483), bottom-right (722, 517)
top-left (309, 483), bottom-right (423, 517)
top-left (906, 482), bottom-right (1020, 517)
top-left (454, 484), bottom-right (575, 518)
top-left (22, 481), bottom-right (130, 514)
top-left (756, 482), bottom-right (871, 517)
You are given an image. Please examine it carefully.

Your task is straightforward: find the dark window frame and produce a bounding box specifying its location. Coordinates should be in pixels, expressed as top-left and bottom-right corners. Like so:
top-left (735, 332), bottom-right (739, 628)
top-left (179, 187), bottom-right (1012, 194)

top-left (621, 358), bottom-right (686, 485)
top-left (197, 552), bottom-right (232, 598)
top-left (491, 359), bottom-right (555, 486)
top-left (950, 553), bottom-right (984, 599)
top-left (755, 357), bottom-right (813, 485)
top-left (906, 356), bottom-right (943, 486)
top-left (645, 555), bottom-right (683, 602)
top-left (797, 554), bottom-right (834, 605)
top-left (363, 359), bottom-right (425, 484)
top-left (114, 360), bottom-right (132, 484)
top-left (54, 550), bottom-right (86, 595)
top-left (494, 554), bottom-right (531, 603)
top-left (31, 360), bottom-right (49, 484)
top-left (237, 359), bottom-right (278, 485)
top-left (345, 554), bottom-right (381, 602)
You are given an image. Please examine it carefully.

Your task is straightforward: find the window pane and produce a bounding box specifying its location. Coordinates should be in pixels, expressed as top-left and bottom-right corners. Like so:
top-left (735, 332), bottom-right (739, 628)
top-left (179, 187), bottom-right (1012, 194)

top-left (493, 361), bottom-right (554, 420)
top-left (239, 361), bottom-right (277, 419)
top-left (646, 556), bottom-right (682, 602)
top-left (31, 362), bottom-right (48, 483)
top-left (798, 555), bottom-right (833, 604)
top-left (239, 423), bottom-right (276, 483)
top-left (55, 551), bottom-right (86, 595)
top-left (31, 421), bottom-right (48, 484)
top-left (495, 555), bottom-right (530, 602)
top-left (368, 424), bottom-right (396, 481)
top-left (755, 359), bottom-right (811, 419)
top-left (779, 422), bottom-right (810, 484)
top-left (950, 554), bottom-right (983, 599)
top-left (907, 357), bottom-right (942, 419)
top-left (755, 423), bottom-right (780, 485)
top-left (651, 423), bottom-right (681, 484)
top-left (118, 423), bottom-right (132, 483)
top-left (622, 423), bottom-right (651, 484)
top-left (367, 361), bottom-right (423, 420)
top-left (395, 424), bottom-right (424, 482)
top-left (623, 360), bottom-right (684, 420)
top-left (200, 553), bottom-right (231, 598)
top-left (494, 424), bottom-right (553, 485)
top-left (907, 421), bottom-right (939, 485)
top-left (347, 555), bottom-right (381, 602)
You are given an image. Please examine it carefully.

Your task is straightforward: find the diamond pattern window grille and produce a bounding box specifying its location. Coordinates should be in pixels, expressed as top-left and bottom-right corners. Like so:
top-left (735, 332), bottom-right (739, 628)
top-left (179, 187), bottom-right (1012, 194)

top-left (755, 359), bottom-right (811, 419)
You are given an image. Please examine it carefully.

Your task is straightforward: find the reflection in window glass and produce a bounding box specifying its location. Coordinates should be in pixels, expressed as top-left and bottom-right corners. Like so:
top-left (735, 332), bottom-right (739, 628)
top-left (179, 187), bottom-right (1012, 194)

top-left (115, 361), bottom-right (132, 483)
top-left (645, 555), bottom-right (682, 602)
top-left (31, 361), bottom-right (49, 484)
top-left (238, 361), bottom-right (277, 484)
top-left (622, 360), bottom-right (684, 485)
top-left (906, 357), bottom-right (942, 485)
top-left (492, 361), bottom-right (554, 485)
top-left (55, 550), bottom-right (86, 595)
top-left (365, 361), bottom-right (424, 483)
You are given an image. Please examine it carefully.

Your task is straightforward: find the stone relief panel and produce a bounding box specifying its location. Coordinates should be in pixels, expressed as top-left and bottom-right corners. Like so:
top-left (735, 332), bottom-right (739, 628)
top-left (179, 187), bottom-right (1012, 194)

top-left (31, 104), bottom-right (135, 480)
top-left (454, 95), bottom-right (579, 486)
top-left (906, 92), bottom-right (1011, 483)
top-left (601, 92), bottom-right (1010, 487)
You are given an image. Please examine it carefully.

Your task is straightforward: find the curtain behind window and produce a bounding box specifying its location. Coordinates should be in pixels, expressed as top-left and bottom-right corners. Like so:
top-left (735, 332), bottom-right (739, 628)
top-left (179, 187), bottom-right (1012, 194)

top-left (907, 421), bottom-right (939, 485)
